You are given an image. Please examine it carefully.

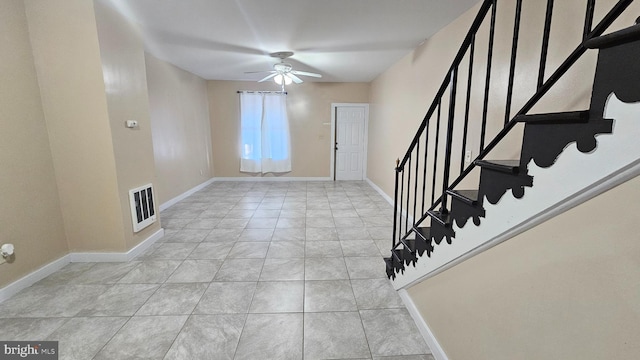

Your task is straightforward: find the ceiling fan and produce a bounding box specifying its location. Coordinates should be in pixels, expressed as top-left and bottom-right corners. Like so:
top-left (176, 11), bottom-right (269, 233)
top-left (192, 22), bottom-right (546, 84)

top-left (246, 51), bottom-right (322, 89)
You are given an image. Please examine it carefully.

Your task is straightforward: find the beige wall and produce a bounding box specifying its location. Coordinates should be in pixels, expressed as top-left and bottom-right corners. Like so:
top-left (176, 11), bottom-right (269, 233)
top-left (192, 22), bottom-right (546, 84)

top-left (94, 0), bottom-right (161, 249)
top-left (0, 0), bottom-right (69, 286)
top-left (367, 5), bottom-right (473, 194)
top-left (408, 174), bottom-right (640, 359)
top-left (1, 0), bottom-right (212, 288)
top-left (24, 0), bottom-right (126, 252)
top-left (146, 54), bottom-right (213, 205)
top-left (208, 81), bottom-right (370, 178)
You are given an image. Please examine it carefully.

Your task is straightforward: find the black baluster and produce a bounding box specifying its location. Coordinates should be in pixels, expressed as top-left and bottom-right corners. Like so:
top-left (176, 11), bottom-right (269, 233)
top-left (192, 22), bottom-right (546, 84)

top-left (538, 0), bottom-right (554, 89)
top-left (421, 120), bottom-right (430, 215)
top-left (481, 1), bottom-right (497, 151)
top-left (431, 100), bottom-right (442, 205)
top-left (442, 68), bottom-right (458, 212)
top-left (584, 0), bottom-right (596, 39)
top-left (461, 35), bottom-right (475, 174)
top-left (505, 0), bottom-right (523, 125)
top-left (405, 157), bottom-right (411, 233)
top-left (392, 159), bottom-right (400, 248)
top-left (413, 143), bottom-right (419, 224)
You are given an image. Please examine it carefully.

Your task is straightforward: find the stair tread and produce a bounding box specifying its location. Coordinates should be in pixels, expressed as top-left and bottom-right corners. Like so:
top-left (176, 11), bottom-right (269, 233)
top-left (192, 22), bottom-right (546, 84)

top-left (514, 110), bottom-right (589, 124)
top-left (414, 227), bottom-right (431, 241)
top-left (474, 159), bottom-right (521, 174)
top-left (391, 249), bottom-right (404, 269)
top-left (399, 238), bottom-right (415, 252)
top-left (426, 210), bottom-right (452, 227)
top-left (585, 23), bottom-right (640, 49)
top-left (446, 189), bottom-right (479, 205)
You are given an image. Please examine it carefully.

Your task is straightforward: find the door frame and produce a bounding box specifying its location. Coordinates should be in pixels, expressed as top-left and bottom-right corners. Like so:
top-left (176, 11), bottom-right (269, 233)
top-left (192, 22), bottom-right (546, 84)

top-left (330, 103), bottom-right (370, 181)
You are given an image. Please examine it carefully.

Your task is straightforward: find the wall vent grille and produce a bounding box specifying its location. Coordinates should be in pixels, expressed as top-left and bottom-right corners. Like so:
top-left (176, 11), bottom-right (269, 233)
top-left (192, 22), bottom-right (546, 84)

top-left (129, 183), bottom-right (156, 232)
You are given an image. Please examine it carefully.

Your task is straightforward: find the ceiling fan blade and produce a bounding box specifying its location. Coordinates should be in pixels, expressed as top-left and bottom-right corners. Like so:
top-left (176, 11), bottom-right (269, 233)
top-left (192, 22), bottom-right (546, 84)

top-left (244, 70), bottom-right (275, 74)
top-left (285, 73), bottom-right (303, 84)
top-left (258, 73), bottom-right (278, 82)
top-left (291, 70), bottom-right (322, 78)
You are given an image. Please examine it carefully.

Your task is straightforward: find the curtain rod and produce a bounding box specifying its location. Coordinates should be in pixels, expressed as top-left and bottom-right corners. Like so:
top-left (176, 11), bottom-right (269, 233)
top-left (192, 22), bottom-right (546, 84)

top-left (237, 90), bottom-right (287, 94)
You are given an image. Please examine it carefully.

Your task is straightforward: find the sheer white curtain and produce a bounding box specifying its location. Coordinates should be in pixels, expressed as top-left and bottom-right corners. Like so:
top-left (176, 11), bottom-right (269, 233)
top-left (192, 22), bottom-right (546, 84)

top-left (240, 92), bottom-right (291, 173)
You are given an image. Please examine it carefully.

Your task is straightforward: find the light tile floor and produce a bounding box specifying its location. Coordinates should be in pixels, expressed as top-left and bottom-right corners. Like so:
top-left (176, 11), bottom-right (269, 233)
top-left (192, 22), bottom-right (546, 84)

top-left (0, 181), bottom-right (432, 360)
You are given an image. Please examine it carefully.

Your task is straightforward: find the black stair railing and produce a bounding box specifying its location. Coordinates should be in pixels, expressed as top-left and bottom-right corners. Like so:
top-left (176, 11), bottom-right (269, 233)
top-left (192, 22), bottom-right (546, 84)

top-left (391, 0), bottom-right (635, 259)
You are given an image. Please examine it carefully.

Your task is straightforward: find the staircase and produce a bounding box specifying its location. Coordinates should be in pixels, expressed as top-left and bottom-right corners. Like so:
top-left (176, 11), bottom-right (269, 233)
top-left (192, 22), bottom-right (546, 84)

top-left (385, 0), bottom-right (640, 286)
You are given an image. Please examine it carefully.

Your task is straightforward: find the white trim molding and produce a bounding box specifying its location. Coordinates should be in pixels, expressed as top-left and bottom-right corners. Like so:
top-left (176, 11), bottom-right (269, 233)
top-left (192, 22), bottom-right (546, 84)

top-left (160, 178), bottom-right (215, 211)
top-left (69, 228), bottom-right (164, 263)
top-left (122, 228), bottom-right (165, 261)
top-left (0, 254), bottom-right (71, 303)
top-left (365, 177), bottom-right (394, 206)
top-left (213, 177), bottom-right (332, 182)
top-left (0, 228), bottom-right (164, 303)
top-left (366, 177), bottom-right (416, 228)
top-left (399, 289), bottom-right (449, 360)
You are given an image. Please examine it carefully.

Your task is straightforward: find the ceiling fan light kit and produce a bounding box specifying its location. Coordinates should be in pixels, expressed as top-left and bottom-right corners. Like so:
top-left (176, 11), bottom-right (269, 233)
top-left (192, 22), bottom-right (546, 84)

top-left (246, 51), bottom-right (322, 91)
top-left (274, 74), bottom-right (292, 85)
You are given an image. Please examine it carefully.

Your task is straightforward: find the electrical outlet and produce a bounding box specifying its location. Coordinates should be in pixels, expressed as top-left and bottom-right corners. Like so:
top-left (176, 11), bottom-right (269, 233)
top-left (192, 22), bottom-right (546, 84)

top-left (0, 243), bottom-right (14, 265)
top-left (464, 150), bottom-right (472, 163)
top-left (125, 120), bottom-right (139, 128)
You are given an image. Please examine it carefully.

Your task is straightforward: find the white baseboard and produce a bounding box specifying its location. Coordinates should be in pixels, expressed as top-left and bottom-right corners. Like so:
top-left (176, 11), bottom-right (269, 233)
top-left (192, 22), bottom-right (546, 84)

top-left (68, 252), bottom-right (127, 263)
top-left (0, 228), bottom-right (164, 303)
top-left (365, 177), bottom-right (393, 206)
top-left (69, 228), bottom-right (164, 263)
top-left (399, 289), bottom-right (448, 360)
top-left (213, 177), bottom-right (332, 182)
top-left (160, 178), bottom-right (216, 211)
top-left (123, 228), bottom-right (164, 261)
top-left (0, 254), bottom-right (71, 303)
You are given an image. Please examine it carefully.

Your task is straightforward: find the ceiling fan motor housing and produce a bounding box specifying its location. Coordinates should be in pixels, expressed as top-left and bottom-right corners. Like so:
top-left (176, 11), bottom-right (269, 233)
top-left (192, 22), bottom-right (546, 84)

top-left (274, 63), bottom-right (293, 72)
top-left (248, 51), bottom-right (321, 83)
top-left (270, 51), bottom-right (294, 60)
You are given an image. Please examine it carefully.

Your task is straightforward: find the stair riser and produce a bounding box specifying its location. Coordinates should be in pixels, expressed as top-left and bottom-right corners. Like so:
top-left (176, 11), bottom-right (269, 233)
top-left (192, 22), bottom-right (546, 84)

top-left (520, 120), bottom-right (613, 168)
top-left (430, 222), bottom-right (454, 245)
top-left (412, 228), bottom-right (434, 258)
top-left (402, 247), bottom-right (417, 266)
top-left (590, 40), bottom-right (640, 118)
top-left (450, 197), bottom-right (486, 228)
top-left (477, 169), bottom-right (533, 205)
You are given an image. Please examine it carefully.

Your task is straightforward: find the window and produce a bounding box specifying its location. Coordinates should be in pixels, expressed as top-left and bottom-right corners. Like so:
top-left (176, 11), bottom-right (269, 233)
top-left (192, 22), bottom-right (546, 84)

top-left (239, 92), bottom-right (291, 173)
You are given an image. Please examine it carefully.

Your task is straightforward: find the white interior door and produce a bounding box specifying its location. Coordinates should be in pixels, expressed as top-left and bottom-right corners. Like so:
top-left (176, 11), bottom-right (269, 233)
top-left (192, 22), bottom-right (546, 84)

top-left (335, 106), bottom-right (366, 180)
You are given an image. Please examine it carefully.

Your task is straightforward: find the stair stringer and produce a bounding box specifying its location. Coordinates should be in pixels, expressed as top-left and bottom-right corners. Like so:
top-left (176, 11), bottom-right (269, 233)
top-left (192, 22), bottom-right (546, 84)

top-left (392, 93), bottom-right (640, 290)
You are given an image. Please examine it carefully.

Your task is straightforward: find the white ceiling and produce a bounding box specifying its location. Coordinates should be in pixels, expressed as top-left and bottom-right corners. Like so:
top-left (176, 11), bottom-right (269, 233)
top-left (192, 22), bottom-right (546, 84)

top-left (108, 0), bottom-right (480, 82)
